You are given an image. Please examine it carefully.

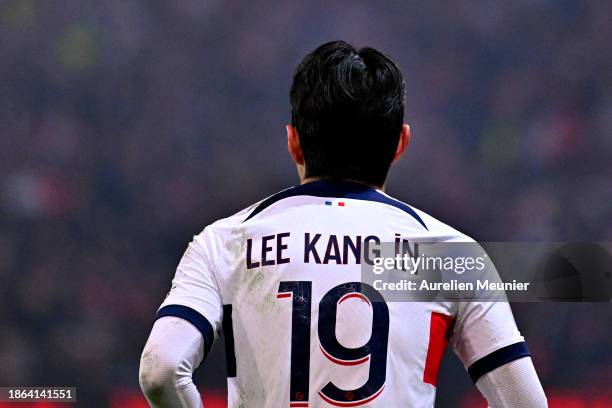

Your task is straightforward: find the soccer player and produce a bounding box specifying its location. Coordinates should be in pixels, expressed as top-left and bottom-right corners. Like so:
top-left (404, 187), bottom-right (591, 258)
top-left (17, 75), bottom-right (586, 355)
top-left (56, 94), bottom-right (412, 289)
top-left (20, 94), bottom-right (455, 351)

top-left (139, 41), bottom-right (547, 407)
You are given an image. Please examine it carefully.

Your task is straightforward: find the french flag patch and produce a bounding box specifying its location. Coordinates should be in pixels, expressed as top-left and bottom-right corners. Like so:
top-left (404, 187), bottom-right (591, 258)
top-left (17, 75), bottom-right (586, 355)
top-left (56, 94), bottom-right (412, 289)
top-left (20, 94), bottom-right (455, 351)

top-left (325, 200), bottom-right (345, 207)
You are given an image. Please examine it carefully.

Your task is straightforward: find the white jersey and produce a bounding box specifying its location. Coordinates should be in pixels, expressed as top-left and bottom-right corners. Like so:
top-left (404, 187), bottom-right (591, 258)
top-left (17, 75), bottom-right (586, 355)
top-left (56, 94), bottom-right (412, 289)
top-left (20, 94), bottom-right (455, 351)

top-left (158, 180), bottom-right (528, 408)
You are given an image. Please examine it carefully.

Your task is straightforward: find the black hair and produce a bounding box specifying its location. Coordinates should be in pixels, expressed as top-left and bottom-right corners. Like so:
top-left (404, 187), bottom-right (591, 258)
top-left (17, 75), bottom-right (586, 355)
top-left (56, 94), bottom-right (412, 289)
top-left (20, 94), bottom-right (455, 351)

top-left (290, 40), bottom-right (406, 187)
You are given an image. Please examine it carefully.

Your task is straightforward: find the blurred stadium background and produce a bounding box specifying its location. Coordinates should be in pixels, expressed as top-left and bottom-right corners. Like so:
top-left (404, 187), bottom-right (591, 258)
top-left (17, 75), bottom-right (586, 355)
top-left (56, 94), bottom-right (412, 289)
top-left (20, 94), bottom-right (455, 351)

top-left (0, 1), bottom-right (611, 407)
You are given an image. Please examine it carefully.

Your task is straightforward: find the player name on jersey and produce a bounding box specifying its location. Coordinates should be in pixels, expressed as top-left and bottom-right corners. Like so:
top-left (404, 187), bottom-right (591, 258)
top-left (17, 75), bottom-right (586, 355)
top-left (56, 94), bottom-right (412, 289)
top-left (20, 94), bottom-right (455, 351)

top-left (246, 232), bottom-right (418, 269)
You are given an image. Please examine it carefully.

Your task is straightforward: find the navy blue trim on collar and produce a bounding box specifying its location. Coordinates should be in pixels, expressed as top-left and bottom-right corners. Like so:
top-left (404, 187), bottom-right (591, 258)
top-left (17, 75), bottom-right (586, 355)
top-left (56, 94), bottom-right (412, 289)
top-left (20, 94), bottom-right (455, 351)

top-left (243, 179), bottom-right (427, 230)
top-left (468, 342), bottom-right (531, 383)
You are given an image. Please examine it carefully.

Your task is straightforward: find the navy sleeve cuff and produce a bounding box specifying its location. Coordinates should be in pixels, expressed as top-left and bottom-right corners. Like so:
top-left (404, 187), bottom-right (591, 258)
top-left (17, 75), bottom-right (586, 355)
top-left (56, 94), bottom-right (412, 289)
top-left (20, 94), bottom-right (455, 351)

top-left (468, 341), bottom-right (531, 383)
top-left (156, 305), bottom-right (215, 358)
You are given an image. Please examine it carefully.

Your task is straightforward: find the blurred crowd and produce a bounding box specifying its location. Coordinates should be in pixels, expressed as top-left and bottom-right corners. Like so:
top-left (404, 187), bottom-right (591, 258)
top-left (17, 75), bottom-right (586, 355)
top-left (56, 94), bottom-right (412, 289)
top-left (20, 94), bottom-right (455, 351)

top-left (0, 0), bottom-right (610, 406)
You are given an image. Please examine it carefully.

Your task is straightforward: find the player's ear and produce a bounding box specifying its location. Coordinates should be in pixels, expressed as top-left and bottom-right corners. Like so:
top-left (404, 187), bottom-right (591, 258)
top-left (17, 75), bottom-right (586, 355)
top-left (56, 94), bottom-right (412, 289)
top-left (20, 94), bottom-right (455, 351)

top-left (392, 124), bottom-right (410, 163)
top-left (287, 125), bottom-right (305, 166)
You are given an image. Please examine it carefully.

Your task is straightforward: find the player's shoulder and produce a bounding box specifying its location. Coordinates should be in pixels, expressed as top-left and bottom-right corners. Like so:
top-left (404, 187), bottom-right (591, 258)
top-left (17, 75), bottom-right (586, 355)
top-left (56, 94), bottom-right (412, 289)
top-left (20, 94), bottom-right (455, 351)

top-left (209, 202), bottom-right (260, 229)
top-left (403, 202), bottom-right (477, 243)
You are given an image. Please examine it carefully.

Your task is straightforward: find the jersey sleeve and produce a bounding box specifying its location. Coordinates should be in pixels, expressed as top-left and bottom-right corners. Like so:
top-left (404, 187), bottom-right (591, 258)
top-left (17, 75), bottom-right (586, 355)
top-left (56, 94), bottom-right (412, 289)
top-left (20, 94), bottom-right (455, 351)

top-left (156, 228), bottom-right (223, 358)
top-left (451, 301), bottom-right (529, 383)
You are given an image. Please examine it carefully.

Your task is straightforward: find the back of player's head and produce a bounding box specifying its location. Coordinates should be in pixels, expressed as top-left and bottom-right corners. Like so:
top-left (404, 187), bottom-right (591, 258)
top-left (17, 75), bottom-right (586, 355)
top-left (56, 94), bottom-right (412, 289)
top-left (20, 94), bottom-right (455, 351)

top-left (290, 40), bottom-right (406, 187)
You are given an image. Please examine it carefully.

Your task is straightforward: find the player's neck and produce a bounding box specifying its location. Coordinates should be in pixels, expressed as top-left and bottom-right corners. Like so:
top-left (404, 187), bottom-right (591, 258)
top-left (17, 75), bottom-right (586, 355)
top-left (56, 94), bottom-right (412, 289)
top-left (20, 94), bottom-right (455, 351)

top-left (300, 177), bottom-right (385, 192)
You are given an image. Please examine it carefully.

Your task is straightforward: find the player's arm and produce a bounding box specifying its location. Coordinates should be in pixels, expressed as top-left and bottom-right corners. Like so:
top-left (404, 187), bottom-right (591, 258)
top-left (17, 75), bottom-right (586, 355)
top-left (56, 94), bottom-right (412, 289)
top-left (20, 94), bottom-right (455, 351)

top-left (139, 317), bottom-right (205, 407)
top-left (139, 230), bottom-right (222, 408)
top-left (476, 356), bottom-right (547, 408)
top-left (452, 301), bottom-right (547, 408)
